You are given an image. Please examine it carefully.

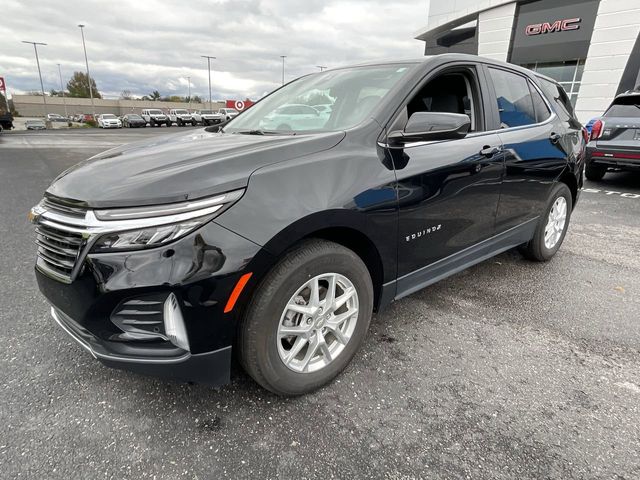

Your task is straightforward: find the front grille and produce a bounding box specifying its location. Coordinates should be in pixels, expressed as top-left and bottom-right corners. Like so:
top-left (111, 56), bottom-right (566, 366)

top-left (35, 223), bottom-right (84, 282)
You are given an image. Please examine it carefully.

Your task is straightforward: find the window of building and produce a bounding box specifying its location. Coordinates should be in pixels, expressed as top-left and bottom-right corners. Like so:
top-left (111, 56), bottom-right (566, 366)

top-left (488, 68), bottom-right (536, 128)
top-left (520, 60), bottom-right (584, 107)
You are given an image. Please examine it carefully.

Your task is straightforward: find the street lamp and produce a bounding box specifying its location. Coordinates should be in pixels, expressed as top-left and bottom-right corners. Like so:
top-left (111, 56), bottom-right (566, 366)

top-left (280, 55), bottom-right (287, 84)
top-left (78, 24), bottom-right (96, 119)
top-left (316, 65), bottom-right (327, 72)
top-left (201, 55), bottom-right (216, 111)
top-left (186, 76), bottom-right (191, 110)
top-left (57, 64), bottom-right (68, 118)
top-left (21, 41), bottom-right (47, 116)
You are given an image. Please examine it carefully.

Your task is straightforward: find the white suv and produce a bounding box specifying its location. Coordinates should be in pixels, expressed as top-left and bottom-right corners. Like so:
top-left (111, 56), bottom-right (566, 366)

top-left (168, 109), bottom-right (195, 126)
top-left (141, 109), bottom-right (170, 127)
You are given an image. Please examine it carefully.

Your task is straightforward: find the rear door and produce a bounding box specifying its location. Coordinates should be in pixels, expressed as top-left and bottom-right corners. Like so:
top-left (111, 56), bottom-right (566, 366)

top-left (484, 66), bottom-right (570, 233)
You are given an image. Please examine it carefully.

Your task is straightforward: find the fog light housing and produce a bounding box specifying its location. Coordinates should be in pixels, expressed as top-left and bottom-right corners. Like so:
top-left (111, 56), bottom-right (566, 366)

top-left (163, 293), bottom-right (190, 351)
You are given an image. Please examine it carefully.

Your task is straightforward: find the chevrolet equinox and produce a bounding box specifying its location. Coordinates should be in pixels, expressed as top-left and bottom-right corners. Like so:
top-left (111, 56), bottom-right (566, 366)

top-left (30, 54), bottom-right (585, 395)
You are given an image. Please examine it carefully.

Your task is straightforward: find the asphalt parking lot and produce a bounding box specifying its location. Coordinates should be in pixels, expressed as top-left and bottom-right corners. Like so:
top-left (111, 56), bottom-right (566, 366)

top-left (1, 128), bottom-right (639, 479)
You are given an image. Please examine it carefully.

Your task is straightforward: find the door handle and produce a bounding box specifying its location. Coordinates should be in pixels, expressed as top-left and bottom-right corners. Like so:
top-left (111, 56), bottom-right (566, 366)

top-left (550, 132), bottom-right (562, 144)
top-left (480, 145), bottom-right (501, 158)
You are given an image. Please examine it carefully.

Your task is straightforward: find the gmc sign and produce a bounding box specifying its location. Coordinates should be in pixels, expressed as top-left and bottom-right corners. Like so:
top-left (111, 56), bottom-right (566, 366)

top-left (525, 17), bottom-right (581, 36)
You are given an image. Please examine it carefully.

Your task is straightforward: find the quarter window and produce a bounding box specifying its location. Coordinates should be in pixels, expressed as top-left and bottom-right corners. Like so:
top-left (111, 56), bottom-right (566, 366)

top-left (489, 68), bottom-right (536, 128)
top-left (529, 81), bottom-right (551, 123)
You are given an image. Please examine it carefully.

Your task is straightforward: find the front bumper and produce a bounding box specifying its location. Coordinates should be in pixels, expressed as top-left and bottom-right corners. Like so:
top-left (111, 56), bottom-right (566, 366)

top-left (35, 219), bottom-right (267, 386)
top-left (51, 307), bottom-right (232, 385)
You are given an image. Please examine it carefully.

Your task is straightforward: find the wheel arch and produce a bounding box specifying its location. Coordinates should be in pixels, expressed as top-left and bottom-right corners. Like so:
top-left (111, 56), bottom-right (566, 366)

top-left (241, 210), bottom-right (391, 313)
top-left (557, 167), bottom-right (578, 210)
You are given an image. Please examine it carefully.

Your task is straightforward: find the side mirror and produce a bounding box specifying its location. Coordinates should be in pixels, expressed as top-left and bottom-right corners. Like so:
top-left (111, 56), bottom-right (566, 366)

top-left (388, 112), bottom-right (471, 145)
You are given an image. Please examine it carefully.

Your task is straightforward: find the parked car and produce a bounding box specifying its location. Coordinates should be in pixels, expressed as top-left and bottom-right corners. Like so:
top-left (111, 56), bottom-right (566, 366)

top-left (168, 109), bottom-right (195, 126)
top-left (29, 54), bottom-right (585, 396)
top-left (122, 114), bottom-right (147, 128)
top-left (25, 119), bottom-right (46, 130)
top-left (80, 114), bottom-right (95, 123)
top-left (259, 103), bottom-right (326, 131)
top-left (585, 91), bottom-right (640, 180)
top-left (97, 114), bottom-right (122, 129)
top-left (218, 107), bottom-right (239, 121)
top-left (192, 109), bottom-right (224, 126)
top-left (141, 108), bottom-right (170, 127)
top-left (47, 113), bottom-right (67, 122)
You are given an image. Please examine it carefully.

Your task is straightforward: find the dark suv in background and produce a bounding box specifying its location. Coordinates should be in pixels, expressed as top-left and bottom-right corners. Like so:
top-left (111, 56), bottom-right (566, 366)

top-left (30, 54), bottom-right (585, 396)
top-left (586, 91), bottom-right (640, 180)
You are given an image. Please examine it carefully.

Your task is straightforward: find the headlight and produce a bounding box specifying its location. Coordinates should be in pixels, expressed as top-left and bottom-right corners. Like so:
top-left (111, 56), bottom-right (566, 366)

top-left (90, 189), bottom-right (244, 252)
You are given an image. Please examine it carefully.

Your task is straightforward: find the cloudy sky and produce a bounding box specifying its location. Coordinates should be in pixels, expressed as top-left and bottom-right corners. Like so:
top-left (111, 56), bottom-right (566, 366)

top-left (2, 0), bottom-right (429, 101)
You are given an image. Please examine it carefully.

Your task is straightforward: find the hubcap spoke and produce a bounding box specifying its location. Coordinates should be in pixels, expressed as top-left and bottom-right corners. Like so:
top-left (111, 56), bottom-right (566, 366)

top-left (285, 336), bottom-right (308, 365)
top-left (326, 324), bottom-right (348, 344)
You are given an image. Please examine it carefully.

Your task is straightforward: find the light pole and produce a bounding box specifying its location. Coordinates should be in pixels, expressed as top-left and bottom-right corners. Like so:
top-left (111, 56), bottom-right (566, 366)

top-left (22, 41), bottom-right (47, 116)
top-left (57, 64), bottom-right (68, 118)
top-left (201, 55), bottom-right (215, 111)
top-left (78, 24), bottom-right (96, 119)
top-left (186, 76), bottom-right (191, 111)
top-left (316, 65), bottom-right (327, 72)
top-left (280, 55), bottom-right (287, 84)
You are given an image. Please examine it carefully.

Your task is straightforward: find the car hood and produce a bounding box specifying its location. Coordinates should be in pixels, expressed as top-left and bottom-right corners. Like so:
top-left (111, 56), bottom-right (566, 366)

top-left (46, 129), bottom-right (345, 208)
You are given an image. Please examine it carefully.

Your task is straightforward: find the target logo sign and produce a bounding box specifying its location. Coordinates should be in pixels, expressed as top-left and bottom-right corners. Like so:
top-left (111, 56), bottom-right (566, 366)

top-left (0, 77), bottom-right (5, 92)
top-left (226, 99), bottom-right (254, 111)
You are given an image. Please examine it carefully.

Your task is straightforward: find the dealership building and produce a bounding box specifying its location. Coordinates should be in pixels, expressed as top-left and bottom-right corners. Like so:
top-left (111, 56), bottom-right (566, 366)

top-left (416, 0), bottom-right (640, 122)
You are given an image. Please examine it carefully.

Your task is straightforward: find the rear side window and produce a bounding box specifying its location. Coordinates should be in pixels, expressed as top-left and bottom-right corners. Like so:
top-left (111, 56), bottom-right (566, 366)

top-left (529, 82), bottom-right (551, 123)
top-left (537, 77), bottom-right (574, 122)
top-left (488, 68), bottom-right (536, 128)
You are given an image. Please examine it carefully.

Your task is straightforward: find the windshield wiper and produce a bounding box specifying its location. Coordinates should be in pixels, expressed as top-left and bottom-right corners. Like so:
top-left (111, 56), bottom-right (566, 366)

top-left (234, 129), bottom-right (292, 135)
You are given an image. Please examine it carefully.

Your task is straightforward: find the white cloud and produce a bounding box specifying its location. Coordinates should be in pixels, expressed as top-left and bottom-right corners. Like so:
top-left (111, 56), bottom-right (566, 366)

top-left (2, 0), bottom-right (427, 100)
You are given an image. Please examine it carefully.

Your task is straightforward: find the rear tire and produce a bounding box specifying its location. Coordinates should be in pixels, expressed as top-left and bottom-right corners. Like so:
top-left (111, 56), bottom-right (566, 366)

top-left (585, 163), bottom-right (606, 181)
top-left (520, 183), bottom-right (572, 262)
top-left (238, 239), bottom-right (374, 396)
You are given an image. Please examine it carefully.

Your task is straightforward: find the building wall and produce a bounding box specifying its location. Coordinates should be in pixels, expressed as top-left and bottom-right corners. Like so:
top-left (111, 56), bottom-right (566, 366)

top-left (574, 0), bottom-right (640, 122)
top-left (416, 0), bottom-right (515, 38)
top-left (477, 3), bottom-right (517, 61)
top-left (12, 95), bottom-right (226, 117)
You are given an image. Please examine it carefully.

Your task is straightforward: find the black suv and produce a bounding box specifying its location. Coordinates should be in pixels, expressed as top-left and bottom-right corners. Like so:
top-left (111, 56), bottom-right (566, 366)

top-left (586, 91), bottom-right (640, 180)
top-left (30, 54), bottom-right (585, 395)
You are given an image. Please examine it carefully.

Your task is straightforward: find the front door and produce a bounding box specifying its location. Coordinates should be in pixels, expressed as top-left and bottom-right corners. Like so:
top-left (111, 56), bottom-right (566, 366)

top-left (383, 65), bottom-right (504, 295)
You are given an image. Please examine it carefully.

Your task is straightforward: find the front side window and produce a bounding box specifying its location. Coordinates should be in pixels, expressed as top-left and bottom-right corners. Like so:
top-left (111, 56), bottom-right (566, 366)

top-left (489, 68), bottom-right (536, 128)
top-left (225, 64), bottom-right (413, 133)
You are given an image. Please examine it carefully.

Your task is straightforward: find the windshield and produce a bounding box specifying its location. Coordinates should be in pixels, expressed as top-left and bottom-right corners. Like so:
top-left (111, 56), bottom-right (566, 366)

top-left (224, 64), bottom-right (413, 133)
top-left (201, 110), bottom-right (213, 114)
top-left (102, 114), bottom-right (116, 119)
top-left (175, 109), bottom-right (188, 114)
top-left (149, 109), bottom-right (163, 115)
top-left (128, 114), bottom-right (142, 119)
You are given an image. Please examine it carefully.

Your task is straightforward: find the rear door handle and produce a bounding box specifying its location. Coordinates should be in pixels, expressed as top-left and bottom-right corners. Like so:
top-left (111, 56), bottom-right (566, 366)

top-left (480, 145), bottom-right (501, 158)
top-left (550, 132), bottom-right (562, 144)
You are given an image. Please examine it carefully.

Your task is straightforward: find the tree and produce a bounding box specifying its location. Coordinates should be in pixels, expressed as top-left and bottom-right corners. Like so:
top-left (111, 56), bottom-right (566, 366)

top-left (120, 90), bottom-right (133, 100)
top-left (192, 95), bottom-right (202, 103)
top-left (66, 71), bottom-right (102, 99)
top-left (148, 90), bottom-right (161, 101)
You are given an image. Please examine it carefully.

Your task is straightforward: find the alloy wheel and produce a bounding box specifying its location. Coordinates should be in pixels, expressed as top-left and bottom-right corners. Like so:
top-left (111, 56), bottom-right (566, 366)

top-left (544, 196), bottom-right (567, 249)
top-left (277, 273), bottom-right (359, 373)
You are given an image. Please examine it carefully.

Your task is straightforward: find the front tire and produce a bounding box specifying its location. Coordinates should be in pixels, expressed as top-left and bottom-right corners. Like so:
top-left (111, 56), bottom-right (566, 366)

top-left (238, 240), bottom-right (374, 396)
top-left (520, 183), bottom-right (572, 262)
top-left (585, 163), bottom-right (606, 181)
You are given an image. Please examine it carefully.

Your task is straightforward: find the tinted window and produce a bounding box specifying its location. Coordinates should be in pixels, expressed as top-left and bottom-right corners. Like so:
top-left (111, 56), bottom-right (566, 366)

top-left (489, 68), bottom-right (536, 128)
top-left (537, 77), bottom-right (574, 122)
top-left (529, 81), bottom-right (551, 123)
top-left (604, 96), bottom-right (640, 117)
